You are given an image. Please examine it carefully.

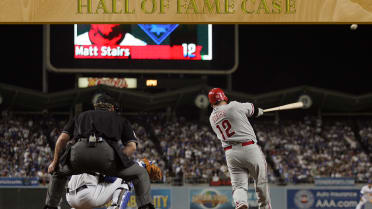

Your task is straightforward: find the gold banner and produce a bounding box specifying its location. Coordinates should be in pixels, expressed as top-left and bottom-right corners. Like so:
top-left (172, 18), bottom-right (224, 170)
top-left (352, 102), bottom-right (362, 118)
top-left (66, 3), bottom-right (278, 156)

top-left (0, 0), bottom-right (371, 23)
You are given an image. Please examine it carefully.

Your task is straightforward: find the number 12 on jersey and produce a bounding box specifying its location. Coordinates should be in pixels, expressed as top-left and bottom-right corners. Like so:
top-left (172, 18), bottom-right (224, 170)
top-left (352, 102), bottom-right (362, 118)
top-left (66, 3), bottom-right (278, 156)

top-left (216, 120), bottom-right (235, 140)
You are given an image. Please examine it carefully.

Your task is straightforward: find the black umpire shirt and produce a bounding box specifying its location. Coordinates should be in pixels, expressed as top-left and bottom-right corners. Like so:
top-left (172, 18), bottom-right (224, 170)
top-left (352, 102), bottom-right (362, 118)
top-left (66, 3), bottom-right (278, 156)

top-left (62, 109), bottom-right (137, 168)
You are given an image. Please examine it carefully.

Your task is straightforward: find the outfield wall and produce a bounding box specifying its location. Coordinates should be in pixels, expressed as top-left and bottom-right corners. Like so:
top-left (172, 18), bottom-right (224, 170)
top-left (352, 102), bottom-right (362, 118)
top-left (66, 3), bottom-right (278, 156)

top-left (0, 184), bottom-right (371, 209)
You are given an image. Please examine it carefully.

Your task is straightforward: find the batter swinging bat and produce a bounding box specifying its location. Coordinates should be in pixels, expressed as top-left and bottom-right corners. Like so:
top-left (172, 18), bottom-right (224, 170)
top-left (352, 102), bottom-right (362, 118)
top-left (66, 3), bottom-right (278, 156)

top-left (263, 102), bottom-right (304, 113)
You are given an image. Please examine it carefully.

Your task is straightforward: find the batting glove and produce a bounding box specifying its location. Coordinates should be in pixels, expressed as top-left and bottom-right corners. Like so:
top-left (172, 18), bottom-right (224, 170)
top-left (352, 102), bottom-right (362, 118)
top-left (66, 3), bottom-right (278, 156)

top-left (256, 108), bottom-right (264, 118)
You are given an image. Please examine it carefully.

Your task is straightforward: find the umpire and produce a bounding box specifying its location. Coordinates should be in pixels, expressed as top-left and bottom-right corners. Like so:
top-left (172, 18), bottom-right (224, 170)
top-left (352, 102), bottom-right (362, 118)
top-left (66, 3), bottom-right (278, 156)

top-left (44, 94), bottom-right (155, 209)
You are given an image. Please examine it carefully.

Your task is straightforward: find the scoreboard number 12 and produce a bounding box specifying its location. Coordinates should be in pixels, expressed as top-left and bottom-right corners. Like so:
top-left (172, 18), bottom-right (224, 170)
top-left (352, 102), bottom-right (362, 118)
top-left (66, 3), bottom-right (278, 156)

top-left (182, 43), bottom-right (196, 58)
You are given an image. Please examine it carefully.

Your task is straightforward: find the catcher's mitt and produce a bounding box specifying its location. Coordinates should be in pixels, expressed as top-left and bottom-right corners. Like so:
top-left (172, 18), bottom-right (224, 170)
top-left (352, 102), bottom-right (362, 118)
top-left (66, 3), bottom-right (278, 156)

top-left (142, 158), bottom-right (162, 181)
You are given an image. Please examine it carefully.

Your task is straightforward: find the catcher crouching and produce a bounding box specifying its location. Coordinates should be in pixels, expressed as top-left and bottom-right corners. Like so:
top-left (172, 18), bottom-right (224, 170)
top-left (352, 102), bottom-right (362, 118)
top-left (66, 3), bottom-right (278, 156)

top-left (66, 158), bottom-right (162, 209)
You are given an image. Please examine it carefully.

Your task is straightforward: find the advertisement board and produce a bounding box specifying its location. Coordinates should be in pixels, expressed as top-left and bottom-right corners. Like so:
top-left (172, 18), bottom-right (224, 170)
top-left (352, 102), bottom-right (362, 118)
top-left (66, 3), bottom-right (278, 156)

top-left (0, 177), bottom-right (39, 186)
top-left (287, 189), bottom-right (360, 209)
top-left (314, 178), bottom-right (355, 187)
top-left (78, 77), bottom-right (137, 89)
top-left (93, 189), bottom-right (170, 209)
top-left (127, 189), bottom-right (170, 209)
top-left (190, 188), bottom-right (258, 209)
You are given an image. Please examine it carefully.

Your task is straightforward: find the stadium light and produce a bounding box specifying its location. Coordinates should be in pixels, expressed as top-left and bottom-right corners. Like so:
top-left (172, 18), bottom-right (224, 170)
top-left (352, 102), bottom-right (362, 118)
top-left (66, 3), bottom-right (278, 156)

top-left (146, 80), bottom-right (158, 87)
top-left (79, 77), bottom-right (137, 89)
top-left (194, 94), bottom-right (209, 109)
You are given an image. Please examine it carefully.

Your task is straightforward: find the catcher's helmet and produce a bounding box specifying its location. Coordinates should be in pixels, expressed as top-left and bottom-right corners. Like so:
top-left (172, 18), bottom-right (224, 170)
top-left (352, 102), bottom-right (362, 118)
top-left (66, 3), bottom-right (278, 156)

top-left (208, 88), bottom-right (228, 105)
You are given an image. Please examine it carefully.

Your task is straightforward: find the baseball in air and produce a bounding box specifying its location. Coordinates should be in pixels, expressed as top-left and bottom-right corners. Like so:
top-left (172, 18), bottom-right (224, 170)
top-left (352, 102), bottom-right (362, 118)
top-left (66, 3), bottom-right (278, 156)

top-left (350, 24), bottom-right (358, 30)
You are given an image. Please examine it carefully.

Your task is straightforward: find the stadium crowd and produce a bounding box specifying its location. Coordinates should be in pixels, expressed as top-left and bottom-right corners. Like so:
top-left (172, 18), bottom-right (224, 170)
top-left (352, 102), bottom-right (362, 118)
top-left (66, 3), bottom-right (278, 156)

top-left (358, 120), bottom-right (372, 154)
top-left (256, 117), bottom-right (371, 183)
top-left (0, 111), bottom-right (371, 184)
top-left (0, 111), bottom-right (64, 184)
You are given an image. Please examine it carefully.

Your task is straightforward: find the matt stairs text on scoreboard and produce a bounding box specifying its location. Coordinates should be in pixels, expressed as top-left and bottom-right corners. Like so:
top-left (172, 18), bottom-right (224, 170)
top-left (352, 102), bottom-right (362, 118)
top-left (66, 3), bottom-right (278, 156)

top-left (77, 0), bottom-right (296, 15)
top-left (76, 46), bottom-right (130, 57)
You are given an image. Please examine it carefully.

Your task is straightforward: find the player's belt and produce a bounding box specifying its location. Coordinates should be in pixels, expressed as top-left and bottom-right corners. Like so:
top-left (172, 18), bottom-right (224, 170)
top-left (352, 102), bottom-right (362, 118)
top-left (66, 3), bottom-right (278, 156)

top-left (224, 141), bottom-right (254, 151)
top-left (66, 184), bottom-right (88, 194)
top-left (78, 137), bottom-right (104, 142)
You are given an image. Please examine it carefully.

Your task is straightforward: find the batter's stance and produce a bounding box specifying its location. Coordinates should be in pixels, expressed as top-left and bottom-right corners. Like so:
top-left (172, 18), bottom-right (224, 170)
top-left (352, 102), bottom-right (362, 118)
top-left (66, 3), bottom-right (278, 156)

top-left (208, 88), bottom-right (272, 209)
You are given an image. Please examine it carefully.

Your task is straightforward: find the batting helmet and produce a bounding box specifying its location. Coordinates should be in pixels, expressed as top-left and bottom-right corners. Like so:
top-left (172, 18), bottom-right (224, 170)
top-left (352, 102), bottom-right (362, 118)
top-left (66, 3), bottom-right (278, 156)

top-left (208, 88), bottom-right (228, 105)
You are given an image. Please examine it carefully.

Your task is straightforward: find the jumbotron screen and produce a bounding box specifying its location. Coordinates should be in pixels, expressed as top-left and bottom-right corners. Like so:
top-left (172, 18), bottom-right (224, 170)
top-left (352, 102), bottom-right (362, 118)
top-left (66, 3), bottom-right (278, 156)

top-left (48, 24), bottom-right (236, 73)
top-left (74, 24), bottom-right (212, 60)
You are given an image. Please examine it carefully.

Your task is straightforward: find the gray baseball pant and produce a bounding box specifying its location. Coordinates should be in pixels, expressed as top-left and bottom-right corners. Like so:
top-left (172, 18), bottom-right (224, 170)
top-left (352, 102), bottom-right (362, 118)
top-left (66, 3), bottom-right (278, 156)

top-left (225, 143), bottom-right (272, 209)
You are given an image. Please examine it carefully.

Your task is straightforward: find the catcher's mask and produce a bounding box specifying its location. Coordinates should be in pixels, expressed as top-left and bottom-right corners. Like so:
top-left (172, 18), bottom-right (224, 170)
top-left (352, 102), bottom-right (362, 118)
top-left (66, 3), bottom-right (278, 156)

top-left (94, 94), bottom-right (118, 111)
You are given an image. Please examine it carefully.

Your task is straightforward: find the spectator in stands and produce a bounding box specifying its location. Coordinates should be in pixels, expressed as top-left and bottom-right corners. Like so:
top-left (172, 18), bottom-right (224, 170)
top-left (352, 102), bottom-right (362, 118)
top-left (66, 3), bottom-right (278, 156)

top-left (256, 117), bottom-right (371, 183)
top-left (1, 112), bottom-right (371, 185)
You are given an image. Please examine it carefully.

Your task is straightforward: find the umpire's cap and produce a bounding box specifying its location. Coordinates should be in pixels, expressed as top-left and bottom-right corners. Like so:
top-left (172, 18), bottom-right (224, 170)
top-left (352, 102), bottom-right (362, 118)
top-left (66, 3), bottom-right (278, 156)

top-left (95, 94), bottom-right (115, 105)
top-left (94, 94), bottom-right (118, 111)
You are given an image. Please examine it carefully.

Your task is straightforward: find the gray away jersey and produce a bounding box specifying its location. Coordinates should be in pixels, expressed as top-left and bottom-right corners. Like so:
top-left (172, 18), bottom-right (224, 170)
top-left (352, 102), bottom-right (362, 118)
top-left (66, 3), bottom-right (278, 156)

top-left (209, 101), bottom-right (257, 148)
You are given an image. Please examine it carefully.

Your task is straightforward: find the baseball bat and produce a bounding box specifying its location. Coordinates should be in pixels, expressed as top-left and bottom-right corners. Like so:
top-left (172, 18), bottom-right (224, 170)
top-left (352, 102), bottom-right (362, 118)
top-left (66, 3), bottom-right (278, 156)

top-left (263, 102), bottom-right (304, 113)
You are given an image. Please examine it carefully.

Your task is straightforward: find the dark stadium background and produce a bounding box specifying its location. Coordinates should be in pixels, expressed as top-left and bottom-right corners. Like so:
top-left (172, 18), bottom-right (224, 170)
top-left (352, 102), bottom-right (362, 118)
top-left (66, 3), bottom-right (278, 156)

top-left (0, 24), bottom-right (371, 94)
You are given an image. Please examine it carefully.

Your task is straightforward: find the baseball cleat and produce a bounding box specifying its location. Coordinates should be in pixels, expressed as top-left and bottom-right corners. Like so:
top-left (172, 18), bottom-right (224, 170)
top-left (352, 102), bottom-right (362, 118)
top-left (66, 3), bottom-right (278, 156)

top-left (235, 202), bottom-right (248, 209)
